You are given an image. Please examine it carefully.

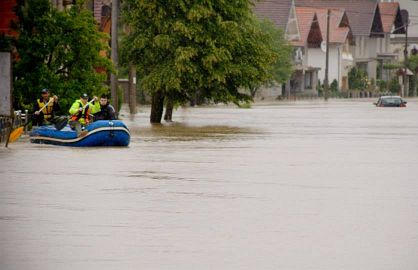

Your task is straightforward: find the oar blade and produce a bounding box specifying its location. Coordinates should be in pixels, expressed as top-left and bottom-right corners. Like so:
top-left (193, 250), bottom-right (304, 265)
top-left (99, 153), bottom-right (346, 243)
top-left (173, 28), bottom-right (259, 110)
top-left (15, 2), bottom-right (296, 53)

top-left (8, 127), bottom-right (24, 143)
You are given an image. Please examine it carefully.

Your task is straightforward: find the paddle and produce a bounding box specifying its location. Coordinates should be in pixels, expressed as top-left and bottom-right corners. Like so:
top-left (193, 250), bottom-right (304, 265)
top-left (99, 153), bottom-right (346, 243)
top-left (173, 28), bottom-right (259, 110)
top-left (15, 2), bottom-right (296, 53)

top-left (8, 97), bottom-right (96, 143)
top-left (51, 98), bottom-right (96, 132)
top-left (64, 98), bottom-right (97, 130)
top-left (40, 97), bottom-right (95, 130)
top-left (8, 98), bottom-right (54, 143)
top-left (69, 98), bottom-right (96, 119)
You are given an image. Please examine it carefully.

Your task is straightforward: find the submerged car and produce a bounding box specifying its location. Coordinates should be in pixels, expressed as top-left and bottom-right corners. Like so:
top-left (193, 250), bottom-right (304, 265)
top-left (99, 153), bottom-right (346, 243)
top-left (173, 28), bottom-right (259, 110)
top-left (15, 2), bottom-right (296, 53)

top-left (374, 96), bottom-right (407, 107)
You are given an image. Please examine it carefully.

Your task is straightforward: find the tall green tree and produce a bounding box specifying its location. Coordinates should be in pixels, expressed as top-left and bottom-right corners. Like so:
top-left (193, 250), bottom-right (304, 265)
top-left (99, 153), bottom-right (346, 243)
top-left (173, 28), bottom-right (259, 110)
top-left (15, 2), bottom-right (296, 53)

top-left (409, 54), bottom-right (418, 96)
top-left (248, 19), bottom-right (292, 98)
top-left (12, 0), bottom-right (112, 112)
top-left (121, 0), bottom-right (292, 123)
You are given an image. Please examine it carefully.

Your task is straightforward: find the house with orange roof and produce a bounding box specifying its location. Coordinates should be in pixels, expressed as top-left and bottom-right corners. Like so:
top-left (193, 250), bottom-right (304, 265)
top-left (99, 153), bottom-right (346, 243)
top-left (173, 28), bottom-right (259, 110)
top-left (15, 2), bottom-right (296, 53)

top-left (291, 7), bottom-right (355, 92)
top-left (287, 6), bottom-right (323, 94)
top-left (376, 2), bottom-right (405, 82)
top-left (295, 0), bottom-right (409, 87)
top-left (255, 0), bottom-right (355, 95)
top-left (255, 0), bottom-right (407, 96)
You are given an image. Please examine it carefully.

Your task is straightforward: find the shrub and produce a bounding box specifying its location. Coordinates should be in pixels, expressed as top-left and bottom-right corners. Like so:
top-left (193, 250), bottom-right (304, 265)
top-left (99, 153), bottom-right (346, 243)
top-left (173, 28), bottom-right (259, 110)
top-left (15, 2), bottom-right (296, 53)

top-left (388, 78), bottom-right (400, 94)
top-left (377, 79), bottom-right (387, 92)
top-left (330, 79), bottom-right (339, 92)
top-left (348, 67), bottom-right (368, 90)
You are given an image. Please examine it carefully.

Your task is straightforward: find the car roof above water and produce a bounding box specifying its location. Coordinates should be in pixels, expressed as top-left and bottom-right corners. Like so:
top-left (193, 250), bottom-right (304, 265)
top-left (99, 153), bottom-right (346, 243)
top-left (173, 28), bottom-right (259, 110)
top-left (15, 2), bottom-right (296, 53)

top-left (380, 96), bottom-right (402, 99)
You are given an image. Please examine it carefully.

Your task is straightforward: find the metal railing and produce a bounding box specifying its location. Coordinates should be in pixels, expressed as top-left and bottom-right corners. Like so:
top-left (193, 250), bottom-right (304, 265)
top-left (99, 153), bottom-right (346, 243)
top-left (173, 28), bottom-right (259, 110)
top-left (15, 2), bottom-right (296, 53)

top-left (0, 110), bottom-right (29, 143)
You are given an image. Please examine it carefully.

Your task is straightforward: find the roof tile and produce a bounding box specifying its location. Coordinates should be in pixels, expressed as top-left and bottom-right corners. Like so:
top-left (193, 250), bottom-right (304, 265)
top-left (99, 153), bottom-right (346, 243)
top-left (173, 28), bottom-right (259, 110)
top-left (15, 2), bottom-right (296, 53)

top-left (292, 7), bottom-right (351, 46)
top-left (379, 2), bottom-right (400, 33)
top-left (295, 0), bottom-right (378, 36)
top-left (253, 0), bottom-right (293, 29)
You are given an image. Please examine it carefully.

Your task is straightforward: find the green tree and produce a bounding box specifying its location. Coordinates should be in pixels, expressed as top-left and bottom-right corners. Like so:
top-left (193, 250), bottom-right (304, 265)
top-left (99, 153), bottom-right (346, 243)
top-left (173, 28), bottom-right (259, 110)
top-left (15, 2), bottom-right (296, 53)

top-left (248, 19), bottom-right (292, 98)
top-left (12, 0), bottom-right (112, 112)
top-left (121, 0), bottom-right (292, 123)
top-left (409, 54), bottom-right (418, 96)
top-left (388, 77), bottom-right (401, 94)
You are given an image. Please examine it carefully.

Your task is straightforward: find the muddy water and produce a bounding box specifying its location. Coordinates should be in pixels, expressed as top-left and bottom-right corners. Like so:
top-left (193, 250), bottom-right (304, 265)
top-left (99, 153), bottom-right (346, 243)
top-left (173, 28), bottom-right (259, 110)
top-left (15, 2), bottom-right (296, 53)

top-left (1, 99), bottom-right (418, 270)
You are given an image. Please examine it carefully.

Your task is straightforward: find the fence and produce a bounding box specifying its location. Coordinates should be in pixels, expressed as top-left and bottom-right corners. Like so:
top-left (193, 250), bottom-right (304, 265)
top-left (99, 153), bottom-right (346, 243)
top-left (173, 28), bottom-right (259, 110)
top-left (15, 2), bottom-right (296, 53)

top-left (0, 110), bottom-right (29, 144)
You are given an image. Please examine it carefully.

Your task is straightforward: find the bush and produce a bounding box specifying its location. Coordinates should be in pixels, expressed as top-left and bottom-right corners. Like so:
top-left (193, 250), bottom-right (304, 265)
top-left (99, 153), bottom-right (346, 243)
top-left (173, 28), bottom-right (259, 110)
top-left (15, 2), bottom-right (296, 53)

top-left (348, 67), bottom-right (368, 90)
top-left (377, 79), bottom-right (387, 91)
top-left (388, 78), bottom-right (400, 94)
top-left (330, 79), bottom-right (339, 92)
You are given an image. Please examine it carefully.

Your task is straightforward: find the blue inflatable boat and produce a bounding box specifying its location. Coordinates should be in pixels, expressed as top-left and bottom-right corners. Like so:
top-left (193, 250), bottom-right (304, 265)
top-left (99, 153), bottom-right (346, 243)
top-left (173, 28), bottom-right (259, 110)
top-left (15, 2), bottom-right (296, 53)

top-left (30, 120), bottom-right (130, 147)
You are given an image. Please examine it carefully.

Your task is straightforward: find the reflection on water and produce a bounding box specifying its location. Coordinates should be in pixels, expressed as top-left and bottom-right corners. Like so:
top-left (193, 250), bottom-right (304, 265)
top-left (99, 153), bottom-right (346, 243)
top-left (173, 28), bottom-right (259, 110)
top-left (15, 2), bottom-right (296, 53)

top-left (1, 99), bottom-right (418, 270)
top-left (137, 123), bottom-right (260, 142)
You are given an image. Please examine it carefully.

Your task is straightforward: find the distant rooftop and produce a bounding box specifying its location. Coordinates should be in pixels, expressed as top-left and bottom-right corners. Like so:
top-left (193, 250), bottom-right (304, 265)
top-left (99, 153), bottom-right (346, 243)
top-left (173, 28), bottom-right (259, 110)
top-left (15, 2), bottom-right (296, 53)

top-left (379, 2), bottom-right (404, 34)
top-left (253, 0), bottom-right (293, 30)
top-left (290, 7), bottom-right (352, 47)
top-left (295, 0), bottom-right (380, 36)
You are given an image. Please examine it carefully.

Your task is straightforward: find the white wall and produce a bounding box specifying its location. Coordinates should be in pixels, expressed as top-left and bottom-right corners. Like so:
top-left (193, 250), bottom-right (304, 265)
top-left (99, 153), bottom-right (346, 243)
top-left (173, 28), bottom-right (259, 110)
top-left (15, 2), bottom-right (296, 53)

top-left (307, 46), bottom-right (341, 87)
top-left (354, 36), bottom-right (372, 59)
top-left (257, 85), bottom-right (283, 98)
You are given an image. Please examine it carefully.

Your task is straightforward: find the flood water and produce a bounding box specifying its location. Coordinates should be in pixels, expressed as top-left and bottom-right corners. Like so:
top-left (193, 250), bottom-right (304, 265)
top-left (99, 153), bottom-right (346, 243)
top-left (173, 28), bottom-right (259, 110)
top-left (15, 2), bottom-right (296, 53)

top-left (1, 99), bottom-right (418, 270)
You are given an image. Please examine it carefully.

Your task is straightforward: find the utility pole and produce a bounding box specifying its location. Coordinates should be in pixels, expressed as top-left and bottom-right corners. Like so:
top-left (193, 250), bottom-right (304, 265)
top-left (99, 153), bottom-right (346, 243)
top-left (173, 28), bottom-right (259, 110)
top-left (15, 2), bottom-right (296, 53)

top-left (401, 10), bottom-right (409, 97)
top-left (128, 63), bottom-right (137, 114)
top-left (412, 47), bottom-right (418, 97)
top-left (324, 9), bottom-right (330, 101)
top-left (111, 0), bottom-right (119, 113)
top-left (403, 20), bottom-right (409, 97)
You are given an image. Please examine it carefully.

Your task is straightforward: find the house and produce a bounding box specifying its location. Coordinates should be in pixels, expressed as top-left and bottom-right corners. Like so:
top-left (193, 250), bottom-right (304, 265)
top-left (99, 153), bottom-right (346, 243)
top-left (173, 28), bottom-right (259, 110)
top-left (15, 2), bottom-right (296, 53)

top-left (290, 7), bottom-right (354, 92)
top-left (295, 0), bottom-right (405, 86)
top-left (388, 0), bottom-right (418, 96)
top-left (376, 2), bottom-right (405, 82)
top-left (287, 6), bottom-right (323, 95)
top-left (253, 0), bottom-right (294, 35)
top-left (254, 0), bottom-right (355, 95)
top-left (254, 0), bottom-right (322, 96)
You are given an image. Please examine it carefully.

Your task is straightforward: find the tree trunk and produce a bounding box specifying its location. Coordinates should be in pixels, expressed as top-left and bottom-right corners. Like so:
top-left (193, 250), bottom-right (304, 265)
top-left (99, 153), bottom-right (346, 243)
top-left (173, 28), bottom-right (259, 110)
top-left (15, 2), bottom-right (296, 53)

top-left (250, 87), bottom-right (258, 98)
top-left (150, 90), bottom-right (165, 123)
top-left (164, 98), bottom-right (174, 122)
top-left (110, 0), bottom-right (119, 113)
top-left (128, 63), bottom-right (136, 114)
top-left (415, 75), bottom-right (418, 97)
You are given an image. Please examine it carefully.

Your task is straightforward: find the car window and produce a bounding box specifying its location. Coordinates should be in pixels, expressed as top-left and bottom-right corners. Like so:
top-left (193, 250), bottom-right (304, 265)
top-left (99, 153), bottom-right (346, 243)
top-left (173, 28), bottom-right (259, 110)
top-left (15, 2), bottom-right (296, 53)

top-left (381, 98), bottom-right (402, 104)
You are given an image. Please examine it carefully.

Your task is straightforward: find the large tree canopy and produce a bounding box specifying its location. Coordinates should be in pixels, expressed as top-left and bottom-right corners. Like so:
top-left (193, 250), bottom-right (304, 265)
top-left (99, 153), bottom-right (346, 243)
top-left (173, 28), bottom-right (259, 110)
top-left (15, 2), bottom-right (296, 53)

top-left (121, 0), bottom-right (292, 123)
top-left (12, 0), bottom-right (112, 111)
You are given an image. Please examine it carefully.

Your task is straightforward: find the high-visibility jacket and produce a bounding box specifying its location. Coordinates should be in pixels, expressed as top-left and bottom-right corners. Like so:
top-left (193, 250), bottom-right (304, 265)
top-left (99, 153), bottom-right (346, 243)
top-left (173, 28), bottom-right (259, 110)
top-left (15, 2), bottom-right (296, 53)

top-left (69, 100), bottom-right (90, 125)
top-left (36, 98), bottom-right (54, 120)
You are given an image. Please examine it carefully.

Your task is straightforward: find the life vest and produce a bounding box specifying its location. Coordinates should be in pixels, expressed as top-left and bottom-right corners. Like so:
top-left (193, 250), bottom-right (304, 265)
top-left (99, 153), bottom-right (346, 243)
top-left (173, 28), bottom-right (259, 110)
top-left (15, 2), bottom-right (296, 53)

top-left (70, 101), bottom-right (90, 124)
top-left (37, 99), bottom-right (54, 120)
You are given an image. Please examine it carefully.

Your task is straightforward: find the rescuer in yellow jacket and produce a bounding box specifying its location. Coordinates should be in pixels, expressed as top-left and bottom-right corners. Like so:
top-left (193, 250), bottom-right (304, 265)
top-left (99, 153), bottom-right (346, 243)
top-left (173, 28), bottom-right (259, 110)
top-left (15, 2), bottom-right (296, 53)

top-left (68, 93), bottom-right (97, 136)
top-left (33, 88), bottom-right (60, 126)
top-left (69, 93), bottom-right (92, 125)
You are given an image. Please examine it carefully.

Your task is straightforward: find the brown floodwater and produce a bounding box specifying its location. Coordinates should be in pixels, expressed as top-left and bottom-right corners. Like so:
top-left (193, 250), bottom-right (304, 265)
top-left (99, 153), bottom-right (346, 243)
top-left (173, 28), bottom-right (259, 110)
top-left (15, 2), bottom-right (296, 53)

top-left (1, 99), bottom-right (418, 270)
